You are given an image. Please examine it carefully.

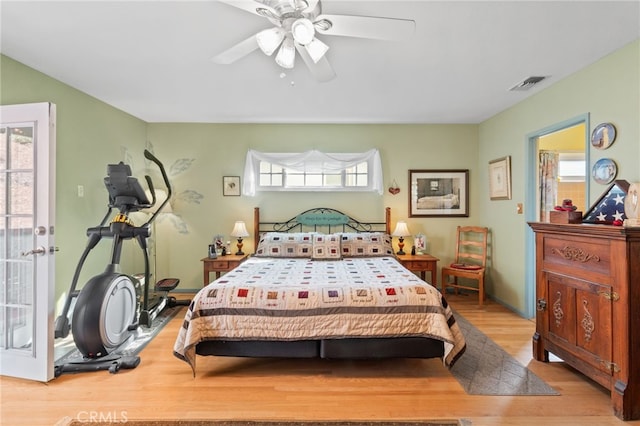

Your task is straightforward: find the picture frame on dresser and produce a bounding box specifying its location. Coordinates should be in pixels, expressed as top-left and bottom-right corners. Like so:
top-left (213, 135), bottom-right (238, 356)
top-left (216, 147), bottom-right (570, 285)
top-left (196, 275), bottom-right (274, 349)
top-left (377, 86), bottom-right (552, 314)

top-left (408, 169), bottom-right (469, 217)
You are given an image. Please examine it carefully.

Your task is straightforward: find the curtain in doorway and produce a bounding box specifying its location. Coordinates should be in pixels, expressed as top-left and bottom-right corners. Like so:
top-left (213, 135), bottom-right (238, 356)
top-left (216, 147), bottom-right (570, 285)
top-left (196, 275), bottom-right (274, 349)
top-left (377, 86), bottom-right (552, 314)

top-left (539, 151), bottom-right (559, 221)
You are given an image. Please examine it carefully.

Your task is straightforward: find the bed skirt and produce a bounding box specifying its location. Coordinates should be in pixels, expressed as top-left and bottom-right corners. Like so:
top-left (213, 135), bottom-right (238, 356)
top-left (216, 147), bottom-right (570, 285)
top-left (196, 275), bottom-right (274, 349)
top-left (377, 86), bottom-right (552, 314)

top-left (195, 337), bottom-right (444, 359)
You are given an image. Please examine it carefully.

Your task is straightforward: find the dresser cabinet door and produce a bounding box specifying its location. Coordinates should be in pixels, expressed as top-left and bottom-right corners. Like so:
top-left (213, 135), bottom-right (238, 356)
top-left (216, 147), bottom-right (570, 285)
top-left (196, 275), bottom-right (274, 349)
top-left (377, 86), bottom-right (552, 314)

top-left (545, 272), bottom-right (613, 376)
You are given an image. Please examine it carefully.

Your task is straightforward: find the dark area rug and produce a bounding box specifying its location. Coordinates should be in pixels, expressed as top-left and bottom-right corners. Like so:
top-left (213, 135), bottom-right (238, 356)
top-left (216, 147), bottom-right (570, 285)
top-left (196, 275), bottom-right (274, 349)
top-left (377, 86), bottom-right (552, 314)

top-left (62, 420), bottom-right (471, 426)
top-left (451, 311), bottom-right (559, 395)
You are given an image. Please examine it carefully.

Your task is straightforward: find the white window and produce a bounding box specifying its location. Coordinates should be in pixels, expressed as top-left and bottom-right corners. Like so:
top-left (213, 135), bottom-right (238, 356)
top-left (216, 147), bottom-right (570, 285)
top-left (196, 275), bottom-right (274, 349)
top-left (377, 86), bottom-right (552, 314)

top-left (243, 149), bottom-right (383, 195)
top-left (558, 152), bottom-right (586, 182)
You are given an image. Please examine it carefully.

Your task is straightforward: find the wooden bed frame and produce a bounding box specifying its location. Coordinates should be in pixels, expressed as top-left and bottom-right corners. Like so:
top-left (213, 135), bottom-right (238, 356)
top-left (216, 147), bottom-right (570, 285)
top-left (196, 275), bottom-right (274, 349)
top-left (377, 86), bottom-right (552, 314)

top-left (195, 206), bottom-right (445, 362)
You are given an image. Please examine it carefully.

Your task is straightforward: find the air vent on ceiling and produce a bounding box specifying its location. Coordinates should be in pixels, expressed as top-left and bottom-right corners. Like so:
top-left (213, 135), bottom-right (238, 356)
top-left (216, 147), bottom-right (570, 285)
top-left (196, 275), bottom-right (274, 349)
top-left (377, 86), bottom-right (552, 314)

top-left (509, 76), bottom-right (547, 91)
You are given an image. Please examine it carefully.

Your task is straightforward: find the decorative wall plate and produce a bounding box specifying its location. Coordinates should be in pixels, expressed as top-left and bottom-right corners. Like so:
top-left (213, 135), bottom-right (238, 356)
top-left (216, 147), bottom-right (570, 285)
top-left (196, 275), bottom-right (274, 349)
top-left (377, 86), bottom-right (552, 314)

top-left (592, 158), bottom-right (618, 185)
top-left (591, 122), bottom-right (616, 150)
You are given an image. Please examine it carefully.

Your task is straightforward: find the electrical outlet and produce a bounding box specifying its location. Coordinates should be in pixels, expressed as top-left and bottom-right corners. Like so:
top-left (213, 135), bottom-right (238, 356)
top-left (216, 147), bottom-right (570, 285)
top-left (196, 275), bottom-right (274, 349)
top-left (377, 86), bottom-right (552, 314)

top-left (77, 185), bottom-right (84, 198)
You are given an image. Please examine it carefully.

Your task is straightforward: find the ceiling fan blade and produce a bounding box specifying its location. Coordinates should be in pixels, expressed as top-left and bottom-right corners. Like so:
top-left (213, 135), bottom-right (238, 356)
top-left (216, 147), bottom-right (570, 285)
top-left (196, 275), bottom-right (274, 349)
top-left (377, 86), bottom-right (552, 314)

top-left (212, 35), bottom-right (260, 64)
top-left (296, 43), bottom-right (336, 82)
top-left (314, 14), bottom-right (415, 41)
top-left (217, 0), bottom-right (279, 19)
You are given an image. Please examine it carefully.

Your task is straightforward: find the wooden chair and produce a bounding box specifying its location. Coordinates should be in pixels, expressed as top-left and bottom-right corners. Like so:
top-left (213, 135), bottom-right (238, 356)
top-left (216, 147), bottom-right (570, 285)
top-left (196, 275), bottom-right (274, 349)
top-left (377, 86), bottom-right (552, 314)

top-left (441, 226), bottom-right (489, 306)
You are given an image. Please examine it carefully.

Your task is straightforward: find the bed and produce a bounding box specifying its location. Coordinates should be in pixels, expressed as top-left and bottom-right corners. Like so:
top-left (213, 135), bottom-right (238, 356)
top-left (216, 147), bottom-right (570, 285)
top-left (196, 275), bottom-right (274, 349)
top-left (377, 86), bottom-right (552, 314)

top-left (416, 193), bottom-right (460, 210)
top-left (173, 207), bottom-right (466, 375)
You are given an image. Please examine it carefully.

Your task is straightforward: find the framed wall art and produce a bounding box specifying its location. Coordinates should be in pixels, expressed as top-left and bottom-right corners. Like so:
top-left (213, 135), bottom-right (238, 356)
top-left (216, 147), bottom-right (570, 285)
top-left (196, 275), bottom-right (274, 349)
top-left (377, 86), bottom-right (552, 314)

top-left (488, 156), bottom-right (512, 200)
top-left (223, 176), bottom-right (241, 196)
top-left (409, 169), bottom-right (469, 217)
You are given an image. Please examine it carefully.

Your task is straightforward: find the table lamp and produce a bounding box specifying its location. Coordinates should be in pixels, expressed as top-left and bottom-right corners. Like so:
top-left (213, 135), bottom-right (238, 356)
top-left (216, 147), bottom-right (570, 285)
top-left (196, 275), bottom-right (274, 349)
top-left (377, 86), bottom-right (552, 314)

top-left (392, 221), bottom-right (411, 255)
top-left (230, 221), bottom-right (249, 255)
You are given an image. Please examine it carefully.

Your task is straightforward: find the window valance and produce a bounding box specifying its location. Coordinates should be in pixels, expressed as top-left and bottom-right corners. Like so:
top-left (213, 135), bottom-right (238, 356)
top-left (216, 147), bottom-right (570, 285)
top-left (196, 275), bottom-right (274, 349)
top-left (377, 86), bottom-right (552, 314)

top-left (242, 149), bottom-right (383, 196)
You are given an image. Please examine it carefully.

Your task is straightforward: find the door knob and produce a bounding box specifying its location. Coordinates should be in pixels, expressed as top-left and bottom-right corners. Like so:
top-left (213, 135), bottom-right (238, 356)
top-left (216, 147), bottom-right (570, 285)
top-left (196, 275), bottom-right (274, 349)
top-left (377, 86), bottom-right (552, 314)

top-left (21, 246), bottom-right (46, 257)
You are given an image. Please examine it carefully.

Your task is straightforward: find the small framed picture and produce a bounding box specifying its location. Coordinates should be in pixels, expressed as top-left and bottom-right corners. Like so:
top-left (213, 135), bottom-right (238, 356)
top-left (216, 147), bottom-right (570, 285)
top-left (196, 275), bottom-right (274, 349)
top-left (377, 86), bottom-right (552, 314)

top-left (489, 156), bottom-right (512, 200)
top-left (223, 176), bottom-right (240, 196)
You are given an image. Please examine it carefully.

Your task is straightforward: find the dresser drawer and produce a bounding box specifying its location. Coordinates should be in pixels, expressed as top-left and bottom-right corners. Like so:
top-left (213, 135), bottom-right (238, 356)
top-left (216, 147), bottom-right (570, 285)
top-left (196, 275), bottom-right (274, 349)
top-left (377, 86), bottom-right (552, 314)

top-left (542, 234), bottom-right (611, 280)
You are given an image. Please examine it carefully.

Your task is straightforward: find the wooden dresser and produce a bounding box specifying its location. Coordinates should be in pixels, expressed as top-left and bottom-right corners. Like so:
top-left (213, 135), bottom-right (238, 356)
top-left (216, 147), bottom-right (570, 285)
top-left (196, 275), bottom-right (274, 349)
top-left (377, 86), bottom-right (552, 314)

top-left (529, 222), bottom-right (640, 420)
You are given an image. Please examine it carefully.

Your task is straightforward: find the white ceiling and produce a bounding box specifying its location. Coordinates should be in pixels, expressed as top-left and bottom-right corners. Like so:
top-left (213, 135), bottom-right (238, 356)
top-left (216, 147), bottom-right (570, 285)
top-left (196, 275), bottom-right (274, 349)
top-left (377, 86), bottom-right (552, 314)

top-left (1, 1), bottom-right (639, 124)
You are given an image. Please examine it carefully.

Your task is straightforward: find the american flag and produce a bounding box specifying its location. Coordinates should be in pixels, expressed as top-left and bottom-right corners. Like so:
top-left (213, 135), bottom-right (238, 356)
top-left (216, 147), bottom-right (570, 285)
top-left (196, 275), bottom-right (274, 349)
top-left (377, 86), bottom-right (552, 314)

top-left (582, 181), bottom-right (628, 224)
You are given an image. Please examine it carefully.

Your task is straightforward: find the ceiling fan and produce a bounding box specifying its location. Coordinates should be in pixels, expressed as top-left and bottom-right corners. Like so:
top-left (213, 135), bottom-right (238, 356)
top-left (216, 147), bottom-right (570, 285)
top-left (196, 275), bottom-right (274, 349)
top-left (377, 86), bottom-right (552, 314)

top-left (212, 0), bottom-right (415, 82)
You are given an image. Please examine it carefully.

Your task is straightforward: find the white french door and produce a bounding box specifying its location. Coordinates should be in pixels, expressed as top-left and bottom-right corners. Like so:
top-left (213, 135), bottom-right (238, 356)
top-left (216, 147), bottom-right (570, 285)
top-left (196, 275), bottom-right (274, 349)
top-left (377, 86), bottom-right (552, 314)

top-left (0, 102), bottom-right (56, 382)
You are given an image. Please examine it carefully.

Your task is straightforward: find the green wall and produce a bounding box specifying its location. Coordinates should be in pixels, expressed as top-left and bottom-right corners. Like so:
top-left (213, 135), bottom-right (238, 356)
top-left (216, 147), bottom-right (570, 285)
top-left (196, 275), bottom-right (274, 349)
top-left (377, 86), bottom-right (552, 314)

top-left (478, 39), bottom-right (640, 314)
top-left (2, 38), bottom-right (639, 317)
top-left (146, 123), bottom-right (479, 288)
top-left (1, 55), bottom-right (148, 312)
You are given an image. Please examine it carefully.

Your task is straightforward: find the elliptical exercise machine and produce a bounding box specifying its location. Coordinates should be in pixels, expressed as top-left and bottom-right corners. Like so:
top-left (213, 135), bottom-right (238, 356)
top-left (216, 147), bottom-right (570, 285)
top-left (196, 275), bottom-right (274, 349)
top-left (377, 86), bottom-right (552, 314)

top-left (54, 150), bottom-right (187, 376)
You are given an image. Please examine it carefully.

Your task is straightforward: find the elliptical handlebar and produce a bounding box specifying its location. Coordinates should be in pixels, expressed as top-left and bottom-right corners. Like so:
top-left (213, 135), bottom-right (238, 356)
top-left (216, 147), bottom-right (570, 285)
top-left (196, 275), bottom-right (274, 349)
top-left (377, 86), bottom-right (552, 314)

top-left (143, 149), bottom-right (172, 227)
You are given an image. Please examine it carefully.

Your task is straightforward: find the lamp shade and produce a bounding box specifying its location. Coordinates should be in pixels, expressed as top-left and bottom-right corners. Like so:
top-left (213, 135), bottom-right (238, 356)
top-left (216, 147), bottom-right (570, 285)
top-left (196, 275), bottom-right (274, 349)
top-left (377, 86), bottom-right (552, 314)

top-left (392, 221), bottom-right (411, 237)
top-left (256, 27), bottom-right (285, 56)
top-left (275, 36), bottom-right (295, 69)
top-left (291, 18), bottom-right (315, 45)
top-left (230, 221), bottom-right (249, 238)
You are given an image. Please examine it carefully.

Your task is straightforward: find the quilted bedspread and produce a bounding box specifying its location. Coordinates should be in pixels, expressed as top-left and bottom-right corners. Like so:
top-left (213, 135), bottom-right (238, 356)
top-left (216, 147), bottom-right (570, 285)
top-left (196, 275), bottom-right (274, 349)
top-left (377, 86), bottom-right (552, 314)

top-left (173, 256), bottom-right (466, 373)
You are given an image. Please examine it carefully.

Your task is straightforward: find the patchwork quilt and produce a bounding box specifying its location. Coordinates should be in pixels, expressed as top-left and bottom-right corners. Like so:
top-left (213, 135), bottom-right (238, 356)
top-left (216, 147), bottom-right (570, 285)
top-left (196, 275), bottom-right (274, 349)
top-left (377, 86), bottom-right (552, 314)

top-left (173, 256), bottom-right (466, 373)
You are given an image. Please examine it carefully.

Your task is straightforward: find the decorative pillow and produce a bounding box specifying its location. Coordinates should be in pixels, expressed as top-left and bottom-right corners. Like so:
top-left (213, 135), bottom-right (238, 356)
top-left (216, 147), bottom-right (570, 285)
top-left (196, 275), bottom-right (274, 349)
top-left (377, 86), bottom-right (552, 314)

top-left (339, 232), bottom-right (394, 257)
top-left (311, 234), bottom-right (342, 260)
top-left (254, 232), bottom-right (313, 258)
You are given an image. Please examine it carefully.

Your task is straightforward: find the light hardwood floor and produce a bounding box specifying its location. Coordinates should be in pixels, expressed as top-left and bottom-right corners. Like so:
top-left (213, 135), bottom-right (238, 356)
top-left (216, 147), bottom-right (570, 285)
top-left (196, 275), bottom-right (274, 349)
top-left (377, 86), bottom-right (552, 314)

top-left (1, 294), bottom-right (637, 426)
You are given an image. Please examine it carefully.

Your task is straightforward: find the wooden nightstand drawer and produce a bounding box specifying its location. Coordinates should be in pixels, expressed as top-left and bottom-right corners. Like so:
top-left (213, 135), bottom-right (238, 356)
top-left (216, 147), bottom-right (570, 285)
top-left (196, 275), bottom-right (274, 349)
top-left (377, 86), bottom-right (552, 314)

top-left (212, 260), bottom-right (230, 269)
top-left (396, 254), bottom-right (439, 287)
top-left (403, 260), bottom-right (429, 270)
top-left (201, 254), bottom-right (248, 284)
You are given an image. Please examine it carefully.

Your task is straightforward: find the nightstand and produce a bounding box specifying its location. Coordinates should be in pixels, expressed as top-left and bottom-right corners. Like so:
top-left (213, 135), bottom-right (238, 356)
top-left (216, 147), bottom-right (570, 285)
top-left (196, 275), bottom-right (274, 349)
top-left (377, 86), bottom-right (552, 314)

top-left (200, 253), bottom-right (248, 285)
top-left (396, 254), bottom-right (440, 287)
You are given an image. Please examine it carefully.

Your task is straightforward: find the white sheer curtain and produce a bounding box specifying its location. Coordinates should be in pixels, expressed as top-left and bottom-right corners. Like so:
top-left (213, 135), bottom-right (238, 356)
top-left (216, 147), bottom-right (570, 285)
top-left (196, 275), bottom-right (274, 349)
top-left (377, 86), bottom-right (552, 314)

top-left (242, 149), bottom-right (384, 196)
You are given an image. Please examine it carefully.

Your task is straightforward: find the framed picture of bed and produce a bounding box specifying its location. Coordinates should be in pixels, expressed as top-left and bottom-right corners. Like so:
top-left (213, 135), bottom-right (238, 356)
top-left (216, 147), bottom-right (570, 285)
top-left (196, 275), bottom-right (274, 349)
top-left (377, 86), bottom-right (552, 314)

top-left (409, 169), bottom-right (469, 217)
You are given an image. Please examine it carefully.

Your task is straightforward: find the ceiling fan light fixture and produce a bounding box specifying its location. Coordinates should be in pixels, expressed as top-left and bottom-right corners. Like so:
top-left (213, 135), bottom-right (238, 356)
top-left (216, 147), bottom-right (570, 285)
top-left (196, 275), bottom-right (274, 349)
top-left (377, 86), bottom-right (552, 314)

top-left (275, 36), bottom-right (296, 69)
top-left (256, 27), bottom-right (286, 56)
top-left (305, 37), bottom-right (329, 63)
top-left (291, 18), bottom-right (315, 45)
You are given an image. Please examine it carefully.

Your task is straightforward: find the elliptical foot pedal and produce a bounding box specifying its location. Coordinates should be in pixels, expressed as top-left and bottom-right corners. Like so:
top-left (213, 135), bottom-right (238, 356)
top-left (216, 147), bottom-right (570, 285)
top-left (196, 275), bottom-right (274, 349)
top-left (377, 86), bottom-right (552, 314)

top-left (155, 278), bottom-right (179, 292)
top-left (54, 354), bottom-right (140, 377)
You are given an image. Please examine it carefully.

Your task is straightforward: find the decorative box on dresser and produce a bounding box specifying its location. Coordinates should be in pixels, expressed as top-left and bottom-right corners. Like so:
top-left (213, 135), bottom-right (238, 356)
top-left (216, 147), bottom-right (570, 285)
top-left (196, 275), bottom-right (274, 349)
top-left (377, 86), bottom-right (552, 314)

top-left (528, 222), bottom-right (640, 421)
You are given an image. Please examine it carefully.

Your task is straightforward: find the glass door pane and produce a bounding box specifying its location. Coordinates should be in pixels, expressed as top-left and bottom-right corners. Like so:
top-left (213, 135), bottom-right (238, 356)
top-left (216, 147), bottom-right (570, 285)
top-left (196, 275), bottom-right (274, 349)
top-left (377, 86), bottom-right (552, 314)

top-left (1, 124), bottom-right (35, 354)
